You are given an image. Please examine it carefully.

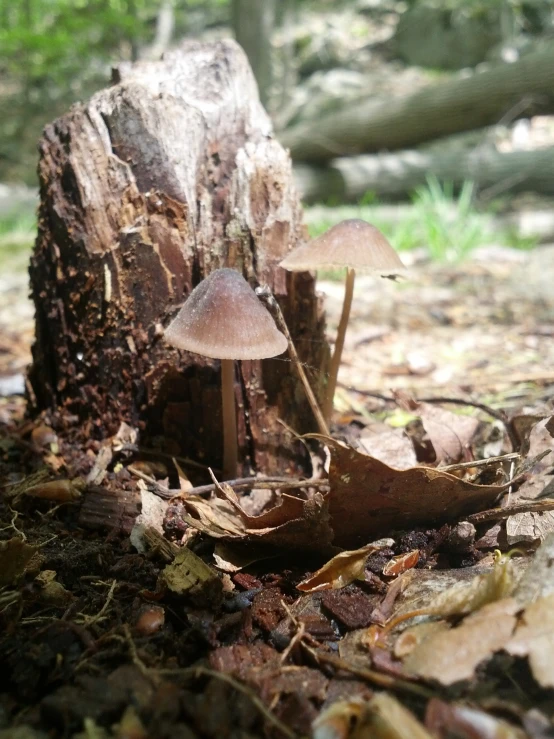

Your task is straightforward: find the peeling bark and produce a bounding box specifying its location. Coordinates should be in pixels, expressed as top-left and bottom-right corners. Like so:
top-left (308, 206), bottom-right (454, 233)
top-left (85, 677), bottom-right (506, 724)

top-left (29, 40), bottom-right (329, 477)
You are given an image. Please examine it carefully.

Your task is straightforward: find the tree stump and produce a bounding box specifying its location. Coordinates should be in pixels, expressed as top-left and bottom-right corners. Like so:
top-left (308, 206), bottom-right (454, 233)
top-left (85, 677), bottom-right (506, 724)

top-left (28, 39), bottom-right (329, 477)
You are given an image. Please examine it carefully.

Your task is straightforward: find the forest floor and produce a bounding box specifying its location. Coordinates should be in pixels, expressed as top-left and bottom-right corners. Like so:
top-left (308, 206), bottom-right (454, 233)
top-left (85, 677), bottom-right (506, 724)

top-left (1, 245), bottom-right (554, 738)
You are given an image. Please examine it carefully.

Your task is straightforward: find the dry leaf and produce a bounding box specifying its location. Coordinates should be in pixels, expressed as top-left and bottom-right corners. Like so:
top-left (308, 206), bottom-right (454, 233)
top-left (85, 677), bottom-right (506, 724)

top-left (425, 698), bottom-right (527, 738)
top-left (506, 593), bottom-right (554, 688)
top-left (417, 403), bottom-right (479, 465)
top-left (383, 550), bottom-right (419, 578)
top-left (23, 479), bottom-right (82, 502)
top-left (403, 598), bottom-right (519, 685)
top-left (312, 697), bottom-right (368, 739)
top-left (393, 621), bottom-right (449, 659)
top-left (423, 552), bottom-right (517, 618)
top-left (506, 416), bottom-right (554, 544)
top-left (297, 543), bottom-right (385, 593)
top-left (513, 531), bottom-right (554, 605)
top-left (0, 537), bottom-right (38, 586)
top-left (357, 427), bottom-right (417, 470)
top-left (359, 693), bottom-right (433, 739)
top-left (326, 439), bottom-right (508, 547)
top-left (394, 394), bottom-right (479, 464)
top-left (182, 484), bottom-right (333, 553)
top-left (313, 693), bottom-right (432, 739)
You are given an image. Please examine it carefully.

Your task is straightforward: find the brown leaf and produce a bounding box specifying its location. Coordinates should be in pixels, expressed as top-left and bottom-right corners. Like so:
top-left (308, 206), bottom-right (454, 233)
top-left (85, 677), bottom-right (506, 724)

top-left (417, 403), bottom-right (479, 465)
top-left (506, 593), bottom-right (554, 688)
top-left (297, 543), bottom-right (385, 593)
top-left (383, 550), bottom-right (419, 578)
top-left (361, 693), bottom-right (433, 739)
top-left (181, 485), bottom-right (333, 553)
top-left (423, 551), bottom-right (517, 618)
top-left (425, 698), bottom-right (527, 738)
top-left (506, 416), bottom-right (554, 544)
top-left (24, 479), bottom-right (82, 502)
top-left (326, 439), bottom-right (507, 547)
top-left (403, 598), bottom-right (519, 685)
top-left (357, 428), bottom-right (417, 470)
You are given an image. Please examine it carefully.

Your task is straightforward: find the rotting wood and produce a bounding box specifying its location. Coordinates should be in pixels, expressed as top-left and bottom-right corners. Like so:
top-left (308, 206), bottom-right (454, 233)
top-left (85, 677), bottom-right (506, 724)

top-left (28, 39), bottom-right (329, 478)
top-left (294, 141), bottom-right (554, 203)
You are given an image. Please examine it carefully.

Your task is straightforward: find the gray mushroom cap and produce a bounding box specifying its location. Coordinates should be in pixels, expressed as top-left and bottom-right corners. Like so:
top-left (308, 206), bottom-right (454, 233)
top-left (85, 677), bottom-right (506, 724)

top-left (164, 268), bottom-right (288, 360)
top-left (280, 219), bottom-right (406, 274)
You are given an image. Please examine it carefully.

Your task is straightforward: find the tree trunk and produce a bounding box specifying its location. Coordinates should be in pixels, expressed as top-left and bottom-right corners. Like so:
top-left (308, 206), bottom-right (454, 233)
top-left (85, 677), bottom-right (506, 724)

top-left (294, 139), bottom-right (554, 202)
top-left (231, 0), bottom-right (275, 108)
top-left (281, 47), bottom-right (554, 163)
top-left (28, 39), bottom-right (329, 479)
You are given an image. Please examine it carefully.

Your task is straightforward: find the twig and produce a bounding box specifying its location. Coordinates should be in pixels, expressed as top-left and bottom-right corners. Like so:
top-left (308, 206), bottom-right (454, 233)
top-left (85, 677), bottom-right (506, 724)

top-left (128, 465), bottom-right (329, 499)
top-left (256, 285), bottom-right (330, 436)
top-left (302, 645), bottom-right (433, 699)
top-left (127, 465), bottom-right (173, 496)
top-left (157, 666), bottom-right (297, 739)
top-left (76, 579), bottom-right (117, 627)
top-left (467, 498), bottom-right (554, 525)
top-left (123, 624), bottom-right (154, 679)
top-left (439, 452), bottom-right (520, 473)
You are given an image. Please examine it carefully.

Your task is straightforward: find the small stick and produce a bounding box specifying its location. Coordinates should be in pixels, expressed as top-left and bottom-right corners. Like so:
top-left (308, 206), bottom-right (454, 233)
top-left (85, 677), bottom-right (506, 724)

top-left (439, 452), bottom-right (520, 472)
top-left (128, 465), bottom-right (328, 499)
top-left (256, 285), bottom-right (330, 436)
top-left (467, 498), bottom-right (554, 525)
top-left (302, 645), bottom-right (432, 698)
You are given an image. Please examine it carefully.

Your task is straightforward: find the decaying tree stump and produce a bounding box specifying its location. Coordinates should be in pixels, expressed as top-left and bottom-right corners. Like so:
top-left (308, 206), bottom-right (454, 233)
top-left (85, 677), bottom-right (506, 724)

top-left (28, 39), bottom-right (329, 477)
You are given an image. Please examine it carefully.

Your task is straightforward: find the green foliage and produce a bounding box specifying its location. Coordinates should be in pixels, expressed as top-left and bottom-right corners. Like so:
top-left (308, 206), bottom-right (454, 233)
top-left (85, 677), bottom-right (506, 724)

top-left (0, 0), bottom-right (231, 183)
top-left (0, 203), bottom-right (37, 270)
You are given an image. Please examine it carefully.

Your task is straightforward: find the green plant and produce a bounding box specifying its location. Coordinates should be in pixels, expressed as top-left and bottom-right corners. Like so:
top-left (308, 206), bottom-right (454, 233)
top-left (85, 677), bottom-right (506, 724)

top-left (0, 205), bottom-right (37, 270)
top-left (410, 176), bottom-right (484, 263)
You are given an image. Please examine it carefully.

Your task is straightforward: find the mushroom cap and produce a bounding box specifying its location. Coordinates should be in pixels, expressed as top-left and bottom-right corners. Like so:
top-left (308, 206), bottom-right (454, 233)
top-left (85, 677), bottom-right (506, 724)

top-left (164, 268), bottom-right (288, 360)
top-left (279, 219), bottom-right (406, 274)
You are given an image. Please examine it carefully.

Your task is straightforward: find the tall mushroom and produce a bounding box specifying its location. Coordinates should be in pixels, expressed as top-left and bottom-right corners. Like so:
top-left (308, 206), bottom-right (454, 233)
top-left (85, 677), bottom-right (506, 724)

top-left (164, 268), bottom-right (287, 479)
top-left (279, 219), bottom-right (405, 422)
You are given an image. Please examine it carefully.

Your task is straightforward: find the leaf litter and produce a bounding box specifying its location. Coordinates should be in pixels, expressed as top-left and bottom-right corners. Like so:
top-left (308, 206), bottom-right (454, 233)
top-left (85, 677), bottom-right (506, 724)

top-left (3, 255), bottom-right (554, 736)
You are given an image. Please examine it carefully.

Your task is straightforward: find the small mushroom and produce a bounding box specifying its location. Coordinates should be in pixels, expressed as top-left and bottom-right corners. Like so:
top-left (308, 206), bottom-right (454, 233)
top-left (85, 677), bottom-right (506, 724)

top-left (164, 268), bottom-right (287, 479)
top-left (280, 219), bottom-right (405, 422)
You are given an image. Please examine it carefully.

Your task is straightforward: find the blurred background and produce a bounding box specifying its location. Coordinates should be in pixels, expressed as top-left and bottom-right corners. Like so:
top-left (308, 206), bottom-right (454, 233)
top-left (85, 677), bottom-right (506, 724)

top-left (2, 0), bottom-right (554, 406)
top-left (2, 0), bottom-right (554, 257)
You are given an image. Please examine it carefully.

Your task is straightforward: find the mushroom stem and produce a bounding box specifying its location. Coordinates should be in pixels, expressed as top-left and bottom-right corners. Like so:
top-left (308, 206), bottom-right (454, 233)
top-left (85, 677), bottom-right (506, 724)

top-left (221, 359), bottom-right (238, 479)
top-left (324, 267), bottom-right (355, 422)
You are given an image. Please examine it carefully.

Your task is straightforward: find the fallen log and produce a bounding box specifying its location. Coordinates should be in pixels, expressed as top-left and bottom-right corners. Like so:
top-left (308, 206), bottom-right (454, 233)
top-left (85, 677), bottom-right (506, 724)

top-left (294, 141), bottom-right (554, 202)
top-left (28, 39), bottom-right (329, 478)
top-left (281, 47), bottom-right (554, 162)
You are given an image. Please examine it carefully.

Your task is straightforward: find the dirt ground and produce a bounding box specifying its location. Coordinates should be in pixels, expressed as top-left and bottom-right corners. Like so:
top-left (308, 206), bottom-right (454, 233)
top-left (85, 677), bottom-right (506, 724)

top-left (1, 246), bottom-right (554, 738)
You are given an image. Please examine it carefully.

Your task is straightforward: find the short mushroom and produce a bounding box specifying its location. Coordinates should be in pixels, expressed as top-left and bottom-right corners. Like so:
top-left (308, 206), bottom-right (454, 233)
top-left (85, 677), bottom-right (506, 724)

top-left (164, 268), bottom-right (287, 479)
top-left (279, 219), bottom-right (405, 422)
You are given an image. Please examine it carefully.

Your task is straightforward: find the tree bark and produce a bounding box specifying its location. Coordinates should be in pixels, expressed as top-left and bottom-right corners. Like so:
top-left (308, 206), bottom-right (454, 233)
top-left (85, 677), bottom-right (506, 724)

top-left (293, 140), bottom-right (554, 203)
top-left (28, 39), bottom-right (329, 479)
top-left (231, 0), bottom-right (275, 108)
top-left (281, 47), bottom-right (554, 163)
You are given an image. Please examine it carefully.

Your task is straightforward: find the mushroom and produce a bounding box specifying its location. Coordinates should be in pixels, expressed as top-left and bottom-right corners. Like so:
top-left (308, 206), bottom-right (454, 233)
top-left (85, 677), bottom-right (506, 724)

top-left (279, 219), bottom-right (405, 422)
top-left (164, 268), bottom-right (287, 479)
